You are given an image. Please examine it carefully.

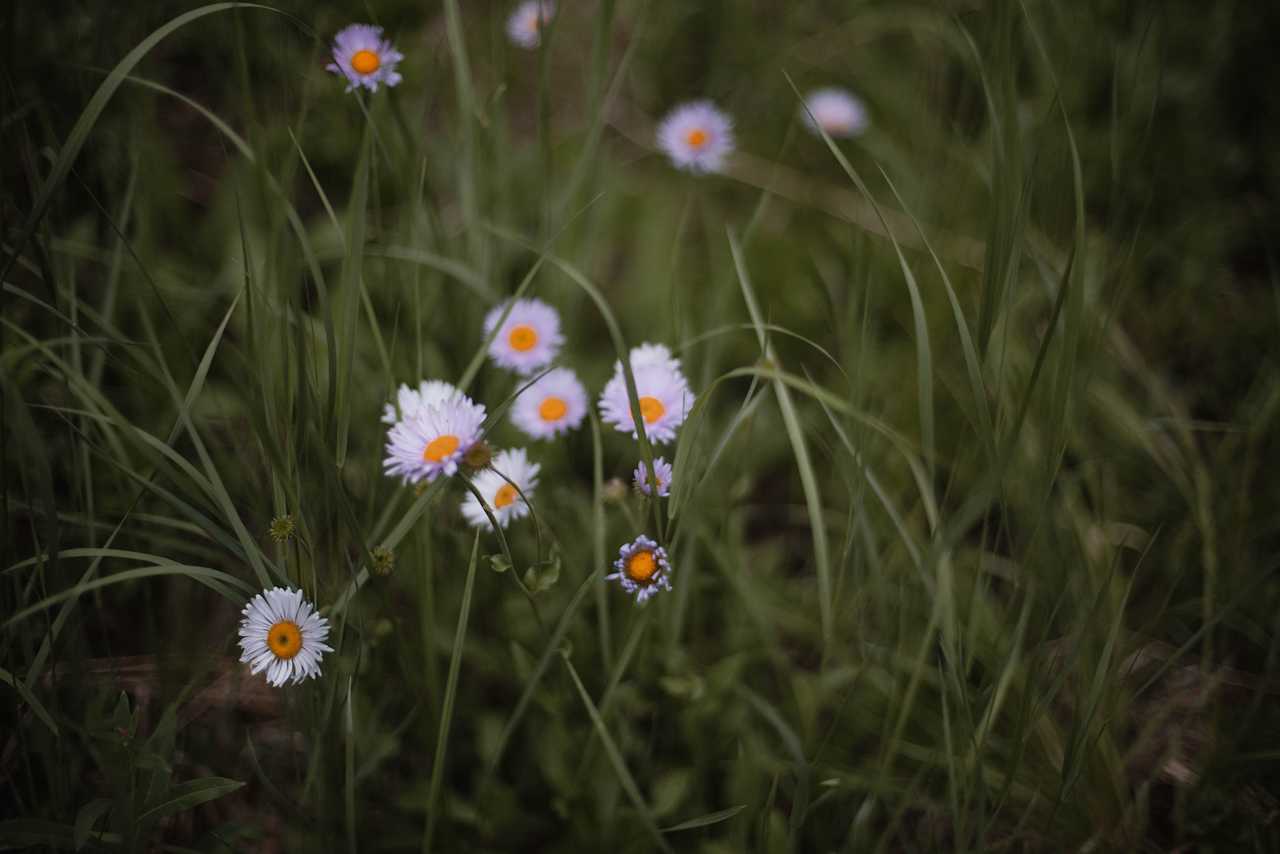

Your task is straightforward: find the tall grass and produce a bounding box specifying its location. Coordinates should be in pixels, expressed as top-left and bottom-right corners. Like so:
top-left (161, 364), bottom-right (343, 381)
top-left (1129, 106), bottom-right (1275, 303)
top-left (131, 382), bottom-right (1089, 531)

top-left (3, 1), bottom-right (1278, 851)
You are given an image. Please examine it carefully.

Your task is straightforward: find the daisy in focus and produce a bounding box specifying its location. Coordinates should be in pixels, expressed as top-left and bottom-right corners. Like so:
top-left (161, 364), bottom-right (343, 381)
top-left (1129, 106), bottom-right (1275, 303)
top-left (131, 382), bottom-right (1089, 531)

top-left (607, 535), bottom-right (672, 603)
top-left (326, 24), bottom-right (404, 93)
top-left (484, 298), bottom-right (564, 375)
top-left (598, 343), bottom-right (694, 444)
top-left (382, 379), bottom-right (463, 424)
top-left (384, 393), bottom-right (487, 484)
top-left (656, 101), bottom-right (735, 174)
top-left (462, 448), bottom-right (541, 529)
top-left (633, 456), bottom-right (673, 497)
top-left (506, 0), bottom-right (556, 49)
top-left (511, 367), bottom-right (588, 439)
top-left (238, 587), bottom-right (332, 687)
top-left (801, 87), bottom-right (869, 138)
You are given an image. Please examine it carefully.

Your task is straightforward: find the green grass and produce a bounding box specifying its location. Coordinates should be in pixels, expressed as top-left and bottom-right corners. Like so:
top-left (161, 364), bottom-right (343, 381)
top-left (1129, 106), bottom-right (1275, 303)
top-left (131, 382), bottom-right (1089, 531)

top-left (4, 1), bottom-right (1280, 851)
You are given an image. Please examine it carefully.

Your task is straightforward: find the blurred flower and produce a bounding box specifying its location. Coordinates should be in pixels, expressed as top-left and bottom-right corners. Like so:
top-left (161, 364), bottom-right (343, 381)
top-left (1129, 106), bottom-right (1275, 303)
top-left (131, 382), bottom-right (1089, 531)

top-left (634, 457), bottom-right (673, 497)
top-left (657, 101), bottom-right (734, 174)
top-left (268, 514), bottom-right (296, 543)
top-left (371, 546), bottom-right (395, 577)
top-left (462, 448), bottom-right (541, 529)
top-left (802, 88), bottom-right (868, 138)
top-left (238, 587), bottom-right (332, 687)
top-left (326, 24), bottom-right (404, 93)
top-left (602, 477), bottom-right (629, 503)
top-left (382, 379), bottom-right (463, 424)
top-left (384, 393), bottom-right (487, 484)
top-left (607, 535), bottom-right (672, 603)
top-left (598, 343), bottom-right (694, 444)
top-left (484, 298), bottom-right (564, 375)
top-left (506, 0), bottom-right (556, 49)
top-left (511, 367), bottom-right (588, 439)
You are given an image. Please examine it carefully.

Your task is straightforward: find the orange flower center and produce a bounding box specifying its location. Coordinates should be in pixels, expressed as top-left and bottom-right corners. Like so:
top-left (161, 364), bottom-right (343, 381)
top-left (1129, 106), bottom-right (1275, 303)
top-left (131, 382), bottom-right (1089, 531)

top-left (508, 324), bottom-right (538, 351)
top-left (639, 396), bottom-right (665, 424)
top-left (350, 50), bottom-right (381, 75)
top-left (494, 483), bottom-right (518, 509)
top-left (625, 550), bottom-right (658, 582)
top-left (267, 620), bottom-right (302, 659)
top-left (685, 128), bottom-right (708, 148)
top-left (423, 435), bottom-right (460, 463)
top-left (539, 396), bottom-right (568, 422)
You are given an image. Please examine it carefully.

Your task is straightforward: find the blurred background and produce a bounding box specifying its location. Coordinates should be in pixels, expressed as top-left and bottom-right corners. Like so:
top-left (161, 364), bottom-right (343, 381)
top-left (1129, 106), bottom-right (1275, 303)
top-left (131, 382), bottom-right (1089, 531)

top-left (3, 1), bottom-right (1279, 851)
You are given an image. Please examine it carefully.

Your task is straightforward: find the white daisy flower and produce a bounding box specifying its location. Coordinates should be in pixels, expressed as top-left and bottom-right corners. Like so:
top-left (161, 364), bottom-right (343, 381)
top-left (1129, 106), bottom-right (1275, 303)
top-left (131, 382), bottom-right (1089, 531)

top-left (633, 456), bottom-right (673, 497)
top-left (384, 393), bottom-right (487, 484)
top-left (606, 535), bottom-right (673, 603)
top-left (656, 100), bottom-right (735, 174)
top-left (461, 447), bottom-right (541, 529)
top-left (484, 298), bottom-right (565, 375)
top-left (802, 87), bottom-right (868, 138)
top-left (326, 24), bottom-right (404, 93)
top-left (381, 379), bottom-right (464, 424)
top-left (510, 367), bottom-right (589, 440)
top-left (238, 587), bottom-right (333, 687)
top-left (630, 342), bottom-right (682, 371)
top-left (506, 0), bottom-right (556, 49)
top-left (598, 343), bottom-right (694, 444)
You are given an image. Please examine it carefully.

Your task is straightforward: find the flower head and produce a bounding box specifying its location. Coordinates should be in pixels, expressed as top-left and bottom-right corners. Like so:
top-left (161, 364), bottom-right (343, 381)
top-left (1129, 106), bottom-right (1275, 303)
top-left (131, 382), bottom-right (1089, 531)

top-left (238, 587), bottom-right (332, 687)
top-left (598, 343), bottom-right (694, 444)
top-left (384, 393), bottom-right (487, 484)
top-left (606, 535), bottom-right (672, 603)
top-left (382, 379), bottom-right (464, 425)
top-left (511, 367), bottom-right (588, 440)
top-left (802, 88), bottom-right (868, 138)
top-left (633, 457), bottom-right (673, 497)
top-left (326, 24), bottom-right (404, 93)
top-left (462, 448), bottom-right (541, 529)
top-left (268, 514), bottom-right (296, 543)
top-left (484, 298), bottom-right (564, 375)
top-left (657, 101), bottom-right (735, 174)
top-left (506, 0), bottom-right (556, 49)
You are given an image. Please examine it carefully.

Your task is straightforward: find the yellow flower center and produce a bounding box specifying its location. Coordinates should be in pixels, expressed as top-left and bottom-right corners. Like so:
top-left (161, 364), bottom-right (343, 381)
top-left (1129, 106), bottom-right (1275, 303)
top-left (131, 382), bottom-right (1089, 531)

top-left (525, 14), bottom-right (541, 33)
top-left (508, 324), bottom-right (538, 352)
top-left (539, 396), bottom-right (568, 422)
top-left (685, 128), bottom-right (708, 148)
top-left (350, 50), bottom-right (381, 75)
top-left (494, 483), bottom-right (518, 509)
top-left (639, 396), bottom-right (665, 424)
top-left (423, 434), bottom-right (460, 463)
top-left (267, 620), bottom-right (302, 659)
top-left (625, 550), bottom-right (658, 583)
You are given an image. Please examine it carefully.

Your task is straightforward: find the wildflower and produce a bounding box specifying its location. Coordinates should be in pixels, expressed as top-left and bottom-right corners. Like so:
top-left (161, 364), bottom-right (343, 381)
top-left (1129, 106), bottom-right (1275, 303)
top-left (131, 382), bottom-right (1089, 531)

top-left (633, 457), bottom-right (673, 497)
top-left (606, 535), bottom-right (672, 603)
top-left (384, 393), bottom-right (487, 484)
top-left (326, 24), bottom-right (404, 93)
top-left (382, 379), bottom-right (463, 425)
top-left (602, 477), bottom-right (629, 503)
top-left (238, 587), bottom-right (332, 687)
top-left (598, 343), bottom-right (694, 444)
top-left (506, 0), bottom-right (555, 49)
top-left (656, 100), bottom-right (735, 174)
top-left (371, 546), bottom-right (395, 577)
top-left (802, 87), bottom-right (868, 138)
top-left (484, 298), bottom-right (564, 375)
top-left (511, 367), bottom-right (588, 440)
top-left (268, 515), bottom-right (296, 543)
top-left (462, 448), bottom-right (541, 529)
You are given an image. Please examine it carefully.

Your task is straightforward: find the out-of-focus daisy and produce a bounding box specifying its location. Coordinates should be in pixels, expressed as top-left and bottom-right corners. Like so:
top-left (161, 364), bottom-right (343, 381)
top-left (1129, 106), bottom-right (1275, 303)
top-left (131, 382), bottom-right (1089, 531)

top-left (598, 343), bottom-right (694, 444)
top-left (384, 393), bottom-right (487, 484)
top-left (238, 587), bottom-right (332, 687)
top-left (606, 535), bottom-right (672, 603)
top-left (802, 87), bottom-right (869, 138)
top-left (484, 298), bottom-right (564, 375)
top-left (511, 367), bottom-right (588, 440)
top-left (382, 379), bottom-right (463, 424)
top-left (506, 0), bottom-right (556, 49)
top-left (326, 24), bottom-right (404, 93)
top-left (630, 342), bottom-right (682, 371)
top-left (633, 456), bottom-right (673, 497)
top-left (461, 448), bottom-right (541, 529)
top-left (656, 101), bottom-right (735, 174)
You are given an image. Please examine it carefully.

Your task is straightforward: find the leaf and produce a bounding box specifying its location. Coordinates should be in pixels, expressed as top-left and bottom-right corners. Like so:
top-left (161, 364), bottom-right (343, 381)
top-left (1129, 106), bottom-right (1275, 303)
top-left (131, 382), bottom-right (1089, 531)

top-left (660, 804), bottom-right (749, 833)
top-left (73, 798), bottom-right (113, 850)
top-left (136, 777), bottom-right (245, 824)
